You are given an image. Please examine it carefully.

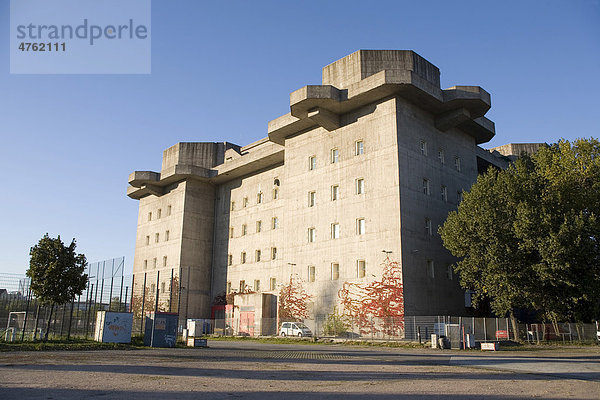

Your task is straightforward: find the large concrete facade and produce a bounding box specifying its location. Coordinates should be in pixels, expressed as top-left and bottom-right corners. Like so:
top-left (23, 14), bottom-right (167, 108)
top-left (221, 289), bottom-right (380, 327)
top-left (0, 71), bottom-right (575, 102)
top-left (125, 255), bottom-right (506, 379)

top-left (128, 50), bottom-right (516, 322)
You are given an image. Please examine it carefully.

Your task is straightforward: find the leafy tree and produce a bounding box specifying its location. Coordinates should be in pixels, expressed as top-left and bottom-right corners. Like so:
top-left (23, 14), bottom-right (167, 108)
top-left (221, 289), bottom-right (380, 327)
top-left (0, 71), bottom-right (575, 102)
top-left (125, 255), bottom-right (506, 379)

top-left (27, 234), bottom-right (88, 341)
top-left (440, 138), bottom-right (600, 338)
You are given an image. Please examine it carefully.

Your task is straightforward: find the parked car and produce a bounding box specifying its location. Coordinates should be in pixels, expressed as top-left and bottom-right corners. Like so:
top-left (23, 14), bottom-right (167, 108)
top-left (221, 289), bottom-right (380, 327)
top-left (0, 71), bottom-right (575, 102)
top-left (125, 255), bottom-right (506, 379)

top-left (280, 322), bottom-right (312, 337)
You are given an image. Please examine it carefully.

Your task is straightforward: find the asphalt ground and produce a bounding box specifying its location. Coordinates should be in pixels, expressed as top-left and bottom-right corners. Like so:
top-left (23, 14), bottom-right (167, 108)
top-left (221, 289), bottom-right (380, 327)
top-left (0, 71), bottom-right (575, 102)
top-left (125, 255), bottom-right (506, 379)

top-left (1, 341), bottom-right (599, 399)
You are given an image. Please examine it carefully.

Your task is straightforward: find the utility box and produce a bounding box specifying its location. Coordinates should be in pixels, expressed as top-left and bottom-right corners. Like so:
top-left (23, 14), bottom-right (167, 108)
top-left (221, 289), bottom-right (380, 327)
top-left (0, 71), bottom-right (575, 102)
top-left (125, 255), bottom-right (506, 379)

top-left (94, 311), bottom-right (133, 343)
top-left (144, 312), bottom-right (178, 347)
top-left (187, 319), bottom-right (211, 337)
top-left (431, 334), bottom-right (438, 349)
top-left (187, 337), bottom-right (208, 347)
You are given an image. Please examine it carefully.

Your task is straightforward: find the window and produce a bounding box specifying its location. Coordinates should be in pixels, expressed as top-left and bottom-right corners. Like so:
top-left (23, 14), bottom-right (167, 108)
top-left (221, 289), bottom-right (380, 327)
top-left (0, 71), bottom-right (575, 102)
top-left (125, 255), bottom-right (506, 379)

top-left (242, 224), bottom-right (247, 236)
top-left (272, 188), bottom-right (279, 200)
top-left (145, 235), bottom-right (150, 245)
top-left (308, 266), bottom-right (315, 282)
top-left (420, 140), bottom-right (428, 156)
top-left (157, 209), bottom-right (162, 219)
top-left (425, 218), bottom-right (432, 236)
top-left (229, 227), bottom-right (234, 238)
top-left (308, 191), bottom-right (316, 207)
top-left (422, 178), bottom-right (430, 195)
top-left (446, 265), bottom-right (453, 280)
top-left (272, 216), bottom-right (279, 229)
top-left (357, 260), bottom-right (366, 278)
top-left (155, 233), bottom-right (159, 243)
top-left (255, 249), bottom-right (261, 262)
top-left (153, 258), bottom-right (157, 269)
top-left (427, 260), bottom-right (435, 278)
top-left (454, 156), bottom-right (461, 172)
top-left (150, 283), bottom-right (156, 294)
top-left (165, 230), bottom-right (170, 241)
top-left (163, 256), bottom-right (167, 267)
top-left (241, 252), bottom-right (246, 264)
top-left (357, 218), bottom-right (365, 235)
top-left (457, 191), bottom-right (464, 203)
top-left (331, 185), bottom-right (339, 201)
top-left (148, 212), bottom-right (152, 222)
top-left (231, 201), bottom-right (235, 211)
top-left (226, 281), bottom-right (232, 294)
top-left (167, 205), bottom-right (172, 216)
top-left (256, 220), bottom-right (262, 233)
top-left (441, 185), bottom-right (447, 202)
top-left (331, 263), bottom-right (340, 280)
top-left (331, 223), bottom-right (340, 239)
top-left (438, 149), bottom-right (445, 164)
top-left (228, 254), bottom-right (233, 266)
top-left (254, 279), bottom-right (260, 292)
top-left (257, 192), bottom-right (263, 204)
top-left (356, 178), bottom-right (365, 194)
top-left (239, 280), bottom-right (246, 293)
top-left (143, 260), bottom-right (148, 270)
top-left (270, 277), bottom-right (277, 291)
top-left (243, 197), bottom-right (248, 208)
top-left (355, 140), bottom-right (364, 155)
top-left (309, 156), bottom-right (316, 170)
top-left (331, 148), bottom-right (339, 164)
top-left (308, 227), bottom-right (316, 243)
top-left (161, 282), bottom-right (166, 293)
top-left (271, 247), bottom-right (277, 260)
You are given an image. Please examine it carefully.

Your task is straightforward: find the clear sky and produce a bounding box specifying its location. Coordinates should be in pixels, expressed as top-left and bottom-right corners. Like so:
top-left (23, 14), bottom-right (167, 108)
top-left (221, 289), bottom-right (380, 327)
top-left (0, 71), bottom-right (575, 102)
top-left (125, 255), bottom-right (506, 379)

top-left (0, 0), bottom-right (599, 275)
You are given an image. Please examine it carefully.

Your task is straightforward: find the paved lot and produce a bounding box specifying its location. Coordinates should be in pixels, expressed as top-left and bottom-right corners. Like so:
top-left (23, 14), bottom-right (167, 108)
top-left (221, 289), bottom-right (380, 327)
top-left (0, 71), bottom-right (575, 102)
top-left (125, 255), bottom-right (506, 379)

top-left (1, 341), bottom-right (599, 399)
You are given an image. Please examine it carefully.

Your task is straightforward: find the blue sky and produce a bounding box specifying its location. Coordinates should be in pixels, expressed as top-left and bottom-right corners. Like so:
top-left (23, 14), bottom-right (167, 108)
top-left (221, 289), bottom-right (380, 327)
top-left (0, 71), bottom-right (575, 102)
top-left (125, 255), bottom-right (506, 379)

top-left (0, 0), bottom-right (599, 275)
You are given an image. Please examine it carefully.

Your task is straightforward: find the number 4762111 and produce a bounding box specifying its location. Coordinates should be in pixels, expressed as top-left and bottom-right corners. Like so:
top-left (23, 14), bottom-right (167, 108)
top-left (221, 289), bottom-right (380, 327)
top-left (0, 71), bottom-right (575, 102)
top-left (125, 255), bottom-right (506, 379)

top-left (18, 42), bottom-right (66, 52)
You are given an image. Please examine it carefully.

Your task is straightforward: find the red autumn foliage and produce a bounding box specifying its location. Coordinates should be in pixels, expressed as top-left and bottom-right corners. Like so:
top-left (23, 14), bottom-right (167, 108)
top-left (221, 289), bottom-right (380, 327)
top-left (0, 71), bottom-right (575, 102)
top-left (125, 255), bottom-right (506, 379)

top-left (338, 255), bottom-right (404, 336)
top-left (278, 274), bottom-right (311, 322)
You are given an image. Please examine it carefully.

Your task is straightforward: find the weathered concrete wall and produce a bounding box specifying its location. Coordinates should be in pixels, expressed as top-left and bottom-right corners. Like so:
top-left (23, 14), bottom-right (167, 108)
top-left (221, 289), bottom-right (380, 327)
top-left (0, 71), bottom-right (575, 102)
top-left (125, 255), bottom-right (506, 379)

top-left (395, 96), bottom-right (477, 316)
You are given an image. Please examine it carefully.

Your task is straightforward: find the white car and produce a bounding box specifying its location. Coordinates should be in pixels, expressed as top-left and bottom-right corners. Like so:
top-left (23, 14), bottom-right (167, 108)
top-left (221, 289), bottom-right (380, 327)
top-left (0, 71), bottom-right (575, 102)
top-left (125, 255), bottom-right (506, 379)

top-left (279, 322), bottom-right (312, 337)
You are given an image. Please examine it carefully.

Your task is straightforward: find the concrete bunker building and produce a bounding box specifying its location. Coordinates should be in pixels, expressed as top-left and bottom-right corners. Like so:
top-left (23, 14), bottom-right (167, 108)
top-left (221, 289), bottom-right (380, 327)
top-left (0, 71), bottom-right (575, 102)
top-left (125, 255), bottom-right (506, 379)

top-left (127, 50), bottom-right (529, 335)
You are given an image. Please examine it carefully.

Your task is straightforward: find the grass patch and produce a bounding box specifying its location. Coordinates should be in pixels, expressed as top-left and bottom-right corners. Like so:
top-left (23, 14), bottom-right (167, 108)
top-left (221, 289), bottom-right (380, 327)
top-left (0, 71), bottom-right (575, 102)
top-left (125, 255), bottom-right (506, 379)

top-left (203, 335), bottom-right (429, 348)
top-left (0, 338), bottom-right (143, 352)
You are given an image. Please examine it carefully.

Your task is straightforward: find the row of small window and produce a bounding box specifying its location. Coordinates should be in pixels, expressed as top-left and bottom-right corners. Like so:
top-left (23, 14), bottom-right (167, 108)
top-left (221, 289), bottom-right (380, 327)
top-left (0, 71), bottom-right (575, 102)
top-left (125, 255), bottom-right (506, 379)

top-left (230, 217), bottom-right (279, 238)
top-left (147, 205), bottom-right (172, 222)
top-left (426, 260), bottom-right (454, 280)
top-left (308, 219), bottom-right (365, 242)
top-left (143, 256), bottom-right (168, 270)
top-left (420, 141), bottom-right (461, 172)
top-left (227, 261), bottom-right (368, 294)
top-left (227, 278), bottom-right (277, 294)
top-left (231, 187), bottom-right (279, 211)
top-left (147, 281), bottom-right (171, 295)
top-left (145, 231), bottom-right (170, 245)
top-left (308, 178), bottom-right (364, 206)
top-left (308, 140), bottom-right (364, 171)
top-left (421, 179), bottom-right (464, 203)
top-left (228, 247), bottom-right (277, 265)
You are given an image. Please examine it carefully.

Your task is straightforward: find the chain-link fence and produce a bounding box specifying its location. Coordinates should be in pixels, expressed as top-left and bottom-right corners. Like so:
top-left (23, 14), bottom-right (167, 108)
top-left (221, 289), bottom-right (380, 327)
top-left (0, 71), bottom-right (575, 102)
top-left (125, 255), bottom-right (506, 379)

top-left (197, 315), bottom-right (599, 345)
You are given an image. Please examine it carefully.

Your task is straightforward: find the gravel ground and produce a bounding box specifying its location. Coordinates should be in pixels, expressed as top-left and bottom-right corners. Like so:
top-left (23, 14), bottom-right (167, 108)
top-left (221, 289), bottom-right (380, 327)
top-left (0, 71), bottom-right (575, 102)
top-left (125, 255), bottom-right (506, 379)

top-left (0, 341), bottom-right (599, 399)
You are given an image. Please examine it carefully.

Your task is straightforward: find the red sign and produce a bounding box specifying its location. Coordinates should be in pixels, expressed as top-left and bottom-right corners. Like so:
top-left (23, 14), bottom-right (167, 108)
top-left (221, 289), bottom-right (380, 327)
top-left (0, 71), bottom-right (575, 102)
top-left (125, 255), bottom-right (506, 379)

top-left (495, 330), bottom-right (509, 339)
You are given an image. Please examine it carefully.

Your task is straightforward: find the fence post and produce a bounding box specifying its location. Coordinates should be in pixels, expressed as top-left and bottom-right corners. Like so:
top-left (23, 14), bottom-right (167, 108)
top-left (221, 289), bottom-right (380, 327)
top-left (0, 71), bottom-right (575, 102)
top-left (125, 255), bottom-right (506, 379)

top-left (150, 270), bottom-right (160, 347)
top-left (67, 298), bottom-right (75, 340)
top-left (169, 268), bottom-right (174, 313)
top-left (21, 287), bottom-right (32, 342)
top-left (123, 286), bottom-right (129, 313)
top-left (140, 273), bottom-right (147, 335)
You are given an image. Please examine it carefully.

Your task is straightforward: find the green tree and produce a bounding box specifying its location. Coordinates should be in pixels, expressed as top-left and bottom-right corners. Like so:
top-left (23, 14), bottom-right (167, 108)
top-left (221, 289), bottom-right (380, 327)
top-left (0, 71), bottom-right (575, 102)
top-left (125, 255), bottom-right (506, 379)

top-left (440, 138), bottom-right (600, 337)
top-left (27, 234), bottom-right (88, 341)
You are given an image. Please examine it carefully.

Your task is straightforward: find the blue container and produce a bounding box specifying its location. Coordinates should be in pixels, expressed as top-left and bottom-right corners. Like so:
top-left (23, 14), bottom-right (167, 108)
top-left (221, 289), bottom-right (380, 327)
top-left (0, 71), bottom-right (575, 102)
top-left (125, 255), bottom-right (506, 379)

top-left (144, 312), bottom-right (179, 347)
